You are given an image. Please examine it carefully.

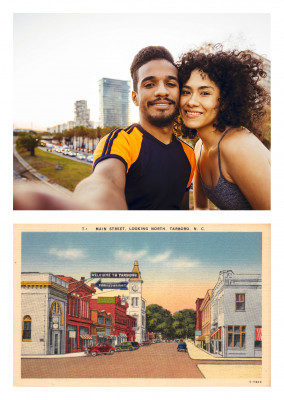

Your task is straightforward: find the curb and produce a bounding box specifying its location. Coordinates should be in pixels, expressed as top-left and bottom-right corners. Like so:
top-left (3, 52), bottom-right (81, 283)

top-left (21, 352), bottom-right (86, 359)
top-left (185, 340), bottom-right (262, 361)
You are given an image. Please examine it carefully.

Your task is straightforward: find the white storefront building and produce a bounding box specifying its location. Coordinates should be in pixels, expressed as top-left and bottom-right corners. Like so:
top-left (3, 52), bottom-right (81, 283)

top-left (210, 270), bottom-right (262, 358)
top-left (21, 272), bottom-right (68, 355)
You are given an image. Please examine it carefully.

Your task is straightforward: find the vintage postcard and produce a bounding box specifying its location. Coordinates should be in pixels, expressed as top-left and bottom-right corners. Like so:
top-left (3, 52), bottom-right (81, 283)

top-left (13, 223), bottom-right (270, 387)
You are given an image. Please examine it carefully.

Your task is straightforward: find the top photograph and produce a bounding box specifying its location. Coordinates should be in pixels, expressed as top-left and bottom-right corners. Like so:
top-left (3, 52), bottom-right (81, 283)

top-left (13, 13), bottom-right (271, 210)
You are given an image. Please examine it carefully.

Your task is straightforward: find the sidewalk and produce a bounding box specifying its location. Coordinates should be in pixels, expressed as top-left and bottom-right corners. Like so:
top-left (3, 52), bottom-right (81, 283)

top-left (185, 340), bottom-right (262, 379)
top-left (185, 340), bottom-right (261, 361)
top-left (21, 352), bottom-right (86, 359)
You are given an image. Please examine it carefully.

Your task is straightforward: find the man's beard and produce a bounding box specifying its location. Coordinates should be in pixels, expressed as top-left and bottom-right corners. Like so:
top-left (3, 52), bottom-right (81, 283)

top-left (145, 104), bottom-right (179, 128)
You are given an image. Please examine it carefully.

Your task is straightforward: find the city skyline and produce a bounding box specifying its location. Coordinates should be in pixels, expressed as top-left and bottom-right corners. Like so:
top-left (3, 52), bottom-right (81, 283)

top-left (13, 13), bottom-right (270, 131)
top-left (21, 231), bottom-right (262, 313)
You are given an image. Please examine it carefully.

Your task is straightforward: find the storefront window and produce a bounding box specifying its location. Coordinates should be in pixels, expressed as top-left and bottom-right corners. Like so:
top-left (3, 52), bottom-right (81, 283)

top-left (227, 325), bottom-right (246, 348)
top-left (79, 326), bottom-right (89, 350)
top-left (255, 326), bottom-right (262, 348)
top-left (68, 324), bottom-right (77, 350)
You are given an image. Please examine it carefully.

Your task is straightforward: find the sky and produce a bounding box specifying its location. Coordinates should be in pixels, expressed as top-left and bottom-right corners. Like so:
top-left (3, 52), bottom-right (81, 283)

top-left (13, 13), bottom-right (270, 131)
top-left (21, 231), bottom-right (262, 313)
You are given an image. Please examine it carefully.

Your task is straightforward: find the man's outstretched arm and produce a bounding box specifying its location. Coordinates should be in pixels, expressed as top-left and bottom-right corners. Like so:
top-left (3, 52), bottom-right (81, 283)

top-left (13, 158), bottom-right (128, 210)
top-left (73, 158), bottom-right (128, 210)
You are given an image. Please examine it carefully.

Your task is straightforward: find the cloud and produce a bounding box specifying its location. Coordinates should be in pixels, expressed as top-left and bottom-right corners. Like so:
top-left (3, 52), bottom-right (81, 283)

top-left (49, 248), bottom-right (85, 260)
top-left (150, 250), bottom-right (172, 263)
top-left (174, 259), bottom-right (196, 268)
top-left (114, 249), bottom-right (148, 261)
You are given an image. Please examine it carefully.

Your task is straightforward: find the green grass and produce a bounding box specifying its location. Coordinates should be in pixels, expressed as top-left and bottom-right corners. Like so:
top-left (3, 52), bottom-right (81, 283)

top-left (18, 148), bottom-right (92, 191)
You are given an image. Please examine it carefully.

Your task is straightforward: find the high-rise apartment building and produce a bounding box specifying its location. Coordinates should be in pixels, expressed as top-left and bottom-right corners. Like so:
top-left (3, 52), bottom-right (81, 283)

top-left (99, 78), bottom-right (131, 128)
top-left (74, 100), bottom-right (94, 128)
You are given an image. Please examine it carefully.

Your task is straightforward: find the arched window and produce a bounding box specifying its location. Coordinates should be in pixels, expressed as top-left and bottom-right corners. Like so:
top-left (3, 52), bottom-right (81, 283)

top-left (50, 301), bottom-right (63, 325)
top-left (22, 315), bottom-right (32, 341)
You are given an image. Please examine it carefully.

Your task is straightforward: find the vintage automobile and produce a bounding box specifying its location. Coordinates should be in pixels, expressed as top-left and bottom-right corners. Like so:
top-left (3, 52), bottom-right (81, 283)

top-left (115, 341), bottom-right (139, 351)
top-left (177, 342), bottom-right (187, 352)
top-left (86, 342), bottom-right (115, 356)
top-left (140, 340), bottom-right (152, 346)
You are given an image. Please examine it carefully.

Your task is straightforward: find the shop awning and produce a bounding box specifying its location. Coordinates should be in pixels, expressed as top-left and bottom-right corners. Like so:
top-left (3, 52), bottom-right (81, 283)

top-left (196, 335), bottom-right (205, 341)
top-left (211, 328), bottom-right (222, 339)
top-left (80, 334), bottom-right (92, 340)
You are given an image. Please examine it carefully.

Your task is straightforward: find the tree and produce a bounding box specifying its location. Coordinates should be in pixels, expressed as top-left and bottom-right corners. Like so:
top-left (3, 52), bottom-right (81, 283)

top-left (16, 132), bottom-right (41, 156)
top-left (146, 304), bottom-right (174, 339)
top-left (172, 309), bottom-right (196, 340)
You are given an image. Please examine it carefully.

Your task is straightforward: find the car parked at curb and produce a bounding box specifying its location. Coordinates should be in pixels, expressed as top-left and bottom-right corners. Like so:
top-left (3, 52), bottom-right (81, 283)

top-left (85, 342), bottom-right (115, 356)
top-left (87, 155), bottom-right (93, 163)
top-left (177, 342), bottom-right (187, 352)
top-left (115, 341), bottom-right (139, 352)
top-left (140, 340), bottom-right (152, 346)
top-left (76, 153), bottom-right (86, 160)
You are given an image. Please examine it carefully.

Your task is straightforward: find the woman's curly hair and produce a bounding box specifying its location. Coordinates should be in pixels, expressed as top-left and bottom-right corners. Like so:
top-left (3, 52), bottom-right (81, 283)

top-left (174, 46), bottom-right (270, 139)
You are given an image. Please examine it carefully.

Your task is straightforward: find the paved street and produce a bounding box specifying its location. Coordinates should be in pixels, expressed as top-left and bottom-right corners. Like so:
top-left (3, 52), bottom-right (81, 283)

top-left (21, 342), bottom-right (262, 379)
top-left (21, 342), bottom-right (204, 379)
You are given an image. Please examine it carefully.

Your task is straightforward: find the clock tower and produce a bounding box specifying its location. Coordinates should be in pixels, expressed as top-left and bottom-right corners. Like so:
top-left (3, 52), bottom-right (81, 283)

top-left (125, 260), bottom-right (146, 343)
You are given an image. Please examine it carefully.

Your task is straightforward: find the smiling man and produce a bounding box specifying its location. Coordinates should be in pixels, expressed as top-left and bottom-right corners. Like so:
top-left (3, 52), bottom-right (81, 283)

top-left (14, 46), bottom-right (196, 210)
top-left (73, 46), bottom-right (196, 210)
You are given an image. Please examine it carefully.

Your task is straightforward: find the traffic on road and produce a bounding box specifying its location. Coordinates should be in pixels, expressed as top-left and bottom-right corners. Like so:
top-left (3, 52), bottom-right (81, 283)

top-left (42, 144), bottom-right (94, 165)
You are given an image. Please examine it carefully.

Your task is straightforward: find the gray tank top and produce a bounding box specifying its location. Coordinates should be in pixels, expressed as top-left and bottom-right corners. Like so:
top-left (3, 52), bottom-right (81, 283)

top-left (198, 128), bottom-right (253, 210)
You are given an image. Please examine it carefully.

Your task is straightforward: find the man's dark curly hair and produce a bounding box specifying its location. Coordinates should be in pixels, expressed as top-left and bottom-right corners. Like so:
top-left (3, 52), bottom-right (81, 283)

top-left (175, 47), bottom-right (270, 139)
top-left (130, 46), bottom-right (175, 92)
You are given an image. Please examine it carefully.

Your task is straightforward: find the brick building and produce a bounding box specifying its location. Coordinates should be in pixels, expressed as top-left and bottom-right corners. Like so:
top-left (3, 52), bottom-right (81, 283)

top-left (57, 276), bottom-right (95, 353)
top-left (90, 296), bottom-right (136, 345)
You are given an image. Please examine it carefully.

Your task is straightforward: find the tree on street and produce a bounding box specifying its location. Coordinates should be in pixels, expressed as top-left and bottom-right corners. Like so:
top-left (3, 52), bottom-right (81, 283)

top-left (16, 132), bottom-right (41, 156)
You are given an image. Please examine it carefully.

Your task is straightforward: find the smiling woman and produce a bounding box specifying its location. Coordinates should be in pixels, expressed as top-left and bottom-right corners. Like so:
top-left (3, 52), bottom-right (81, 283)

top-left (175, 47), bottom-right (271, 210)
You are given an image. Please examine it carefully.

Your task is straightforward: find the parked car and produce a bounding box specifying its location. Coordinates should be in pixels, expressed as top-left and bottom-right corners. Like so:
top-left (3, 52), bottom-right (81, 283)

top-left (177, 342), bottom-right (187, 352)
top-left (140, 340), bottom-right (152, 346)
top-left (68, 150), bottom-right (76, 157)
top-left (62, 147), bottom-right (70, 155)
top-left (115, 341), bottom-right (138, 352)
top-left (87, 155), bottom-right (93, 163)
top-left (86, 342), bottom-right (115, 356)
top-left (76, 153), bottom-right (86, 160)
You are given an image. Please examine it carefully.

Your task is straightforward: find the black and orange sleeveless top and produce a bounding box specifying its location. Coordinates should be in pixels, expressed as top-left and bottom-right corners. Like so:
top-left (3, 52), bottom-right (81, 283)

top-left (93, 124), bottom-right (196, 210)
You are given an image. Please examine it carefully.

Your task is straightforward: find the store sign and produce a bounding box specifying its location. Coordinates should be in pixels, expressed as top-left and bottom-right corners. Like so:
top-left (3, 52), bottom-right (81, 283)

top-left (98, 297), bottom-right (116, 304)
top-left (95, 279), bottom-right (128, 291)
top-left (91, 272), bottom-right (138, 279)
top-left (96, 327), bottom-right (105, 332)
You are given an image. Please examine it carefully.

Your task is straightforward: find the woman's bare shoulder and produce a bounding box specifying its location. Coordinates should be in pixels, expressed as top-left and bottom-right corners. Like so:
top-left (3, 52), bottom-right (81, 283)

top-left (221, 127), bottom-right (270, 158)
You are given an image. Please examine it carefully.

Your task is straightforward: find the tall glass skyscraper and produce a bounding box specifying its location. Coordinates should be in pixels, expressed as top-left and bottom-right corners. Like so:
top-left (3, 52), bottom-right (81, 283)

top-left (99, 78), bottom-right (131, 128)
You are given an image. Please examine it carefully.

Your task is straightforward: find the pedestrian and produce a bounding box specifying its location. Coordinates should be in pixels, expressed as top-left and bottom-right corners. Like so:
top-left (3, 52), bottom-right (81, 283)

top-left (14, 46), bottom-right (196, 210)
top-left (176, 46), bottom-right (270, 210)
